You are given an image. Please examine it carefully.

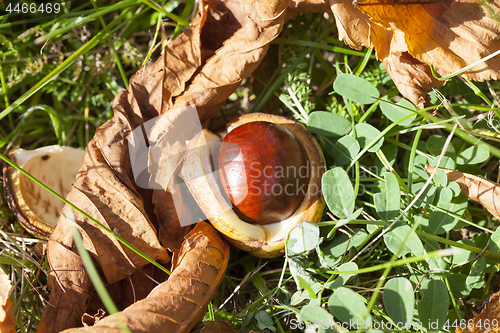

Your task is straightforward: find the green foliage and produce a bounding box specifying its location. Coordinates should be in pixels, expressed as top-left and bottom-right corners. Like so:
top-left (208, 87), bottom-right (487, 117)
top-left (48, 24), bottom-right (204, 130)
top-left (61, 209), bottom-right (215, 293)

top-left (329, 135), bottom-right (360, 165)
top-left (264, 20), bottom-right (500, 331)
top-left (322, 168), bottom-right (355, 219)
top-left (456, 141), bottom-right (490, 165)
top-left (254, 311), bottom-right (276, 332)
top-left (297, 304), bottom-right (334, 328)
top-left (418, 279), bottom-right (449, 330)
top-left (383, 277), bottom-right (414, 325)
top-left (374, 172), bottom-right (400, 220)
top-left (333, 73), bottom-right (380, 105)
top-left (379, 97), bottom-right (417, 127)
top-left (328, 287), bottom-right (372, 326)
top-left (383, 222), bottom-right (423, 257)
top-left (287, 222), bottom-right (320, 255)
top-left (307, 111), bottom-right (351, 137)
top-left (355, 123), bottom-right (384, 152)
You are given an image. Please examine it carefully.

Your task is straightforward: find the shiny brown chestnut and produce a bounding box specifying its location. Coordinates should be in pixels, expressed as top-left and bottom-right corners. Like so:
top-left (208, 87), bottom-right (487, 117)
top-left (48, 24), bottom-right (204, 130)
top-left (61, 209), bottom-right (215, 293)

top-left (218, 121), bottom-right (309, 224)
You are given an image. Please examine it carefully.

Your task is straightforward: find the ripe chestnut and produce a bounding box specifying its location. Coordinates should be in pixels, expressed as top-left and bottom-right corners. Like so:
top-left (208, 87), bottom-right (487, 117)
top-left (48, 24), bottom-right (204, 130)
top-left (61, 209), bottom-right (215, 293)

top-left (180, 113), bottom-right (325, 257)
top-left (218, 121), bottom-right (309, 224)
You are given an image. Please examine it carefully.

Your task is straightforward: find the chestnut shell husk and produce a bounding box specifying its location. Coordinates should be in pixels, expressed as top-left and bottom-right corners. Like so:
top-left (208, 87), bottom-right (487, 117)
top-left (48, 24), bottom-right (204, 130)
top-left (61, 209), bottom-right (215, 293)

top-left (3, 146), bottom-right (85, 238)
top-left (180, 113), bottom-right (326, 258)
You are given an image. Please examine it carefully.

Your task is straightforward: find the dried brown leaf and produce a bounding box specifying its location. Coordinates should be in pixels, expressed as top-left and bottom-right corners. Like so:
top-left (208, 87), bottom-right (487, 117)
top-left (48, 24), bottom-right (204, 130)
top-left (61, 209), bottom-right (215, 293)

top-left (330, 0), bottom-right (380, 51)
top-left (169, 0), bottom-right (289, 123)
top-left (37, 2), bottom-right (212, 329)
top-left (200, 320), bottom-right (238, 333)
top-left (329, 0), bottom-right (500, 106)
top-left (37, 108), bottom-right (170, 333)
top-left (0, 269), bottom-right (15, 333)
top-left (84, 263), bottom-right (159, 318)
top-left (62, 221), bottom-right (229, 333)
top-left (289, 0), bottom-right (330, 12)
top-left (285, 0), bottom-right (331, 21)
top-left (356, 0), bottom-right (500, 81)
top-left (82, 309), bottom-right (106, 327)
top-left (383, 51), bottom-right (446, 108)
top-left (425, 165), bottom-right (500, 221)
top-left (127, 1), bottom-right (206, 120)
top-left (456, 291), bottom-right (500, 333)
top-left (125, 2), bottom-right (207, 254)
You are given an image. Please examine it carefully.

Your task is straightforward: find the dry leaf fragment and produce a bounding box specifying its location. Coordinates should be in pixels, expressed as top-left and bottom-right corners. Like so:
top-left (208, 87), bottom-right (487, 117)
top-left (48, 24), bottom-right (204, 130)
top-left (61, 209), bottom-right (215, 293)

top-left (0, 269), bottom-right (15, 333)
top-left (62, 221), bottom-right (229, 333)
top-left (82, 309), bottom-right (106, 327)
top-left (329, 0), bottom-right (500, 106)
top-left (456, 290), bottom-right (500, 333)
top-left (116, 0), bottom-right (207, 257)
top-left (285, 0), bottom-right (332, 21)
top-left (425, 165), bottom-right (500, 221)
top-left (382, 51), bottom-right (446, 108)
top-left (0, 298), bottom-right (15, 333)
top-left (169, 0), bottom-right (289, 124)
top-left (200, 320), bottom-right (238, 333)
top-left (126, 0), bottom-right (209, 255)
top-left (329, 0), bottom-right (383, 51)
top-left (126, 0), bottom-right (206, 121)
top-left (356, 0), bottom-right (500, 81)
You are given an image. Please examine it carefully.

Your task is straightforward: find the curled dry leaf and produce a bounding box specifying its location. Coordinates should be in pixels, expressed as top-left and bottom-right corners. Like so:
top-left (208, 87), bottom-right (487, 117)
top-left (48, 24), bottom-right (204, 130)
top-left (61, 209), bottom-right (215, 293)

top-left (62, 221), bottom-right (229, 333)
top-left (38, 0), bottom-right (289, 331)
top-left (0, 269), bottom-right (15, 333)
top-left (162, 0), bottom-right (289, 123)
top-left (456, 290), bottom-right (500, 333)
top-left (81, 309), bottom-right (106, 327)
top-left (382, 52), bottom-right (446, 108)
top-left (285, 0), bottom-right (332, 24)
top-left (329, 0), bottom-right (500, 106)
top-left (425, 165), bottom-right (500, 221)
top-left (37, 113), bottom-right (171, 333)
top-left (132, 0), bottom-right (208, 255)
top-left (357, 0), bottom-right (500, 81)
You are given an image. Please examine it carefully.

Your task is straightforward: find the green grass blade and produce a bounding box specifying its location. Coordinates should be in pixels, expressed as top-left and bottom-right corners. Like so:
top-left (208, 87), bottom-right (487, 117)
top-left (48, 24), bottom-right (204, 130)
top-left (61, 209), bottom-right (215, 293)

top-left (33, 0), bottom-right (137, 44)
top-left (430, 49), bottom-right (500, 81)
top-left (0, 7), bottom-right (134, 122)
top-left (272, 38), bottom-right (375, 58)
top-left (69, 209), bottom-right (132, 333)
top-left (136, 0), bottom-right (189, 26)
top-left (90, 0), bottom-right (129, 89)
